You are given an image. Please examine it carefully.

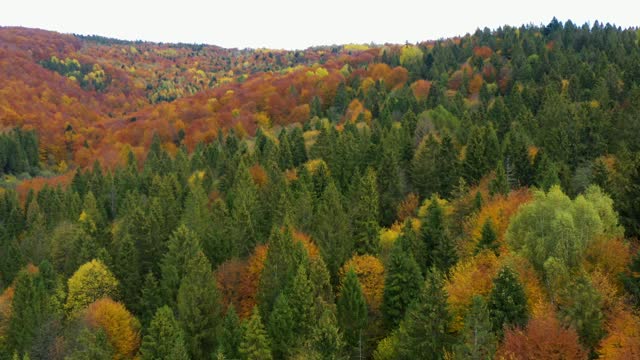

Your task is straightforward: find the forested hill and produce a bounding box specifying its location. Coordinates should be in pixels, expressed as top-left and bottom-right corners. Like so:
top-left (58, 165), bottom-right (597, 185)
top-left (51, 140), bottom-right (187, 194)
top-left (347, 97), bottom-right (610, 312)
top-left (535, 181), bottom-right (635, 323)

top-left (2, 19), bottom-right (640, 359)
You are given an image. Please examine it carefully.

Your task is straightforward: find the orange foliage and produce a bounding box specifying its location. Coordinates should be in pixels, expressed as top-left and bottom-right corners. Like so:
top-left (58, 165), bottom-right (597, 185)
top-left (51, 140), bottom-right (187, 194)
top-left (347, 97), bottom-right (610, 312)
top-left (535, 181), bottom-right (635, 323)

top-left (0, 286), bottom-right (15, 338)
top-left (507, 254), bottom-right (548, 317)
top-left (468, 73), bottom-right (484, 95)
top-left (345, 99), bottom-right (371, 123)
top-left (15, 172), bottom-right (74, 204)
top-left (496, 311), bottom-right (588, 360)
top-left (292, 231), bottom-right (320, 259)
top-left (239, 244), bottom-right (268, 318)
top-left (410, 80), bottom-right (432, 101)
top-left (446, 251), bottom-right (500, 331)
top-left (84, 298), bottom-right (141, 360)
top-left (396, 193), bottom-right (420, 222)
top-left (216, 259), bottom-right (246, 313)
top-left (249, 164), bottom-right (268, 189)
top-left (584, 237), bottom-right (630, 291)
top-left (473, 46), bottom-right (493, 59)
top-left (598, 309), bottom-right (640, 359)
top-left (340, 255), bottom-right (385, 313)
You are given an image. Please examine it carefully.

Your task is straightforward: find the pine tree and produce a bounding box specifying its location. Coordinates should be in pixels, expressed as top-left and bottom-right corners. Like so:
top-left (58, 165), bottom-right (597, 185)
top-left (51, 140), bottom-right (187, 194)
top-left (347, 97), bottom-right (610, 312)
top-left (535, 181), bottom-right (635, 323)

top-left (396, 268), bottom-right (453, 359)
top-left (420, 198), bottom-right (458, 274)
top-left (488, 266), bottom-right (528, 335)
top-left (140, 306), bottom-right (189, 360)
top-left (240, 307), bottom-right (272, 360)
top-left (489, 160), bottom-right (509, 197)
top-left (455, 295), bottom-right (496, 360)
top-left (382, 238), bottom-right (423, 329)
top-left (267, 294), bottom-right (295, 359)
top-left (160, 225), bottom-right (202, 307)
top-left (218, 306), bottom-right (243, 360)
top-left (177, 251), bottom-right (222, 359)
top-left (476, 218), bottom-right (499, 255)
top-left (337, 268), bottom-right (368, 358)
top-left (351, 167), bottom-right (381, 254)
top-left (310, 308), bottom-right (345, 360)
top-left (7, 269), bottom-right (49, 355)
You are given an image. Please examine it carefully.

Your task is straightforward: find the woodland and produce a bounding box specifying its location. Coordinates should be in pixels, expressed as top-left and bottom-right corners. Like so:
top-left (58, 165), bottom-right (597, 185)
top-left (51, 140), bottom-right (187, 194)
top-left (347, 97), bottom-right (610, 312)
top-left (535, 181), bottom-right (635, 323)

top-left (2, 18), bottom-right (640, 359)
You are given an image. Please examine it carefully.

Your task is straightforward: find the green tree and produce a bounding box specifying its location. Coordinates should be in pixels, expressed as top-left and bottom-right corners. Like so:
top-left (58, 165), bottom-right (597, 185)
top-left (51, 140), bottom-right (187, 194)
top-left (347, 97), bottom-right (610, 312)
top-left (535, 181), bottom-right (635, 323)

top-left (337, 268), bottom-right (368, 357)
top-left (420, 198), bottom-right (457, 274)
top-left (140, 272), bottom-right (162, 327)
top-left (6, 269), bottom-right (49, 355)
top-left (396, 268), bottom-right (453, 359)
top-left (476, 218), bottom-right (499, 255)
top-left (288, 264), bottom-right (315, 338)
top-left (65, 327), bottom-right (114, 360)
top-left (218, 306), bottom-right (243, 360)
top-left (560, 276), bottom-right (604, 352)
top-left (455, 295), bottom-right (496, 360)
top-left (240, 307), bottom-right (272, 360)
top-left (110, 231), bottom-right (141, 314)
top-left (489, 160), bottom-right (509, 197)
top-left (177, 251), bottom-right (222, 359)
top-left (267, 294), bottom-right (295, 359)
top-left (351, 167), bottom-right (380, 254)
top-left (161, 225), bottom-right (202, 307)
top-left (140, 306), bottom-right (189, 360)
top-left (382, 238), bottom-right (423, 328)
top-left (487, 266), bottom-right (528, 335)
top-left (228, 160), bottom-right (261, 256)
top-left (310, 308), bottom-right (345, 360)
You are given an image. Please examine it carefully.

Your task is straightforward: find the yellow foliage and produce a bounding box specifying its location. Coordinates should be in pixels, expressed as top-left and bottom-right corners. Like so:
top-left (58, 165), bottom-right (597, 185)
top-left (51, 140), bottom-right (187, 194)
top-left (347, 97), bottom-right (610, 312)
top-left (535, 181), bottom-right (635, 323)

top-left (340, 255), bottom-right (385, 313)
top-left (65, 259), bottom-right (119, 316)
top-left (304, 159), bottom-right (329, 175)
top-left (254, 111), bottom-right (271, 128)
top-left (446, 251), bottom-right (500, 331)
top-left (85, 298), bottom-right (141, 360)
top-left (598, 309), bottom-right (640, 359)
top-left (344, 44), bottom-right (370, 51)
top-left (417, 196), bottom-right (453, 218)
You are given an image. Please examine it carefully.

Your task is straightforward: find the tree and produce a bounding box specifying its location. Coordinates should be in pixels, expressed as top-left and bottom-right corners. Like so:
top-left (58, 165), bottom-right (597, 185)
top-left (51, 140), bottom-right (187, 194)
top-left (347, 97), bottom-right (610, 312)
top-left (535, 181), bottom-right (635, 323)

top-left (487, 266), bottom-right (528, 334)
top-left (455, 295), bottom-right (496, 360)
top-left (337, 268), bottom-right (368, 357)
top-left (377, 146), bottom-right (404, 226)
top-left (411, 135), bottom-right (439, 199)
top-left (228, 160), bottom-right (261, 256)
top-left (350, 167), bottom-right (381, 254)
top-left (160, 225), bottom-right (202, 307)
top-left (110, 231), bottom-right (141, 314)
top-left (382, 238), bottom-right (423, 328)
top-left (267, 294), bottom-right (294, 359)
top-left (64, 327), bottom-right (114, 360)
top-left (420, 197), bottom-right (457, 274)
top-left (560, 276), bottom-right (604, 352)
top-left (288, 264), bottom-right (315, 338)
top-left (84, 298), bottom-right (141, 360)
top-left (6, 268), bottom-right (49, 355)
top-left (177, 251), bottom-right (222, 360)
top-left (489, 160), bottom-right (509, 197)
top-left (65, 260), bottom-right (118, 317)
top-left (476, 218), bottom-right (499, 255)
top-left (310, 307), bottom-right (345, 360)
top-left (240, 307), bottom-right (272, 360)
top-left (340, 255), bottom-right (385, 313)
top-left (396, 269), bottom-right (453, 359)
top-left (218, 306), bottom-right (242, 360)
top-left (140, 306), bottom-right (188, 360)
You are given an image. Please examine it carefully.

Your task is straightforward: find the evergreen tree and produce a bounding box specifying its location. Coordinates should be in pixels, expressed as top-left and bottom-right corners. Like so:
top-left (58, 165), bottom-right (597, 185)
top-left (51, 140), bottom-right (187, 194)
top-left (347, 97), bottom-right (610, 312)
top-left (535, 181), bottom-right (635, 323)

top-left (140, 306), bottom-right (189, 360)
top-left (489, 160), bottom-right (509, 197)
top-left (7, 269), bottom-right (49, 355)
top-left (377, 146), bottom-right (404, 226)
top-left (160, 225), bottom-right (202, 307)
top-left (436, 134), bottom-right (460, 198)
top-left (382, 238), bottom-right (423, 328)
top-left (351, 167), bottom-right (380, 254)
top-left (487, 266), bottom-right (528, 335)
top-left (288, 264), bottom-right (315, 338)
top-left (181, 182), bottom-right (214, 256)
top-left (396, 269), bottom-right (453, 359)
top-left (218, 306), bottom-right (243, 360)
top-left (310, 308), bottom-right (345, 360)
top-left (411, 135), bottom-right (439, 199)
top-left (65, 327), bottom-right (114, 360)
top-left (267, 294), bottom-right (295, 359)
top-left (455, 295), bottom-right (496, 360)
top-left (476, 218), bottom-right (499, 255)
top-left (560, 276), bottom-right (604, 352)
top-left (140, 272), bottom-right (162, 327)
top-left (420, 198), bottom-right (457, 274)
top-left (463, 125), bottom-right (489, 184)
top-left (228, 160), bottom-right (261, 256)
top-left (177, 251), bottom-right (222, 359)
top-left (337, 268), bottom-right (368, 358)
top-left (240, 307), bottom-right (272, 360)
top-left (110, 231), bottom-right (141, 314)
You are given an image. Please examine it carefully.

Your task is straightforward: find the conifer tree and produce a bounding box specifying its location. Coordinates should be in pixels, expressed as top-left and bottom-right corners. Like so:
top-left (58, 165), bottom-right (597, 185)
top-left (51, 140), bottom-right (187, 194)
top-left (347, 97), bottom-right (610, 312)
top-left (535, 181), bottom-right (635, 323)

top-left (411, 134), bottom-right (439, 199)
top-left (396, 268), bottom-right (453, 359)
top-left (560, 276), bottom-right (604, 352)
top-left (110, 232), bottom-right (141, 314)
top-left (229, 159), bottom-right (261, 256)
top-left (240, 307), bottom-right (272, 360)
top-left (181, 182), bottom-right (214, 253)
top-left (377, 146), bottom-right (404, 226)
top-left (140, 272), bottom-right (162, 327)
top-left (476, 218), bottom-right (499, 255)
top-left (487, 266), bottom-right (528, 335)
top-left (218, 306), bottom-right (243, 360)
top-left (288, 264), bottom-right (315, 338)
top-left (337, 268), bottom-right (368, 357)
top-left (351, 167), bottom-right (381, 254)
top-left (140, 306), bottom-right (189, 360)
top-left (382, 238), bottom-right (423, 328)
top-left (310, 308), bottom-right (345, 360)
top-left (489, 160), bottom-right (509, 197)
top-left (436, 134), bottom-right (460, 198)
top-left (177, 251), bottom-right (222, 359)
top-left (7, 269), bottom-right (49, 355)
top-left (160, 225), bottom-right (202, 307)
top-left (455, 295), bottom-right (496, 360)
top-left (267, 294), bottom-right (295, 359)
top-left (420, 198), bottom-right (457, 274)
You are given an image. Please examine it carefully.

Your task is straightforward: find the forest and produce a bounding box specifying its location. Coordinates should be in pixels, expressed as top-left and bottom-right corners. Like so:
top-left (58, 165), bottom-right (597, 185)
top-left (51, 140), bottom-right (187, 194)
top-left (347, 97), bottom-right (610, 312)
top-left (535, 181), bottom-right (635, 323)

top-left (2, 18), bottom-right (640, 359)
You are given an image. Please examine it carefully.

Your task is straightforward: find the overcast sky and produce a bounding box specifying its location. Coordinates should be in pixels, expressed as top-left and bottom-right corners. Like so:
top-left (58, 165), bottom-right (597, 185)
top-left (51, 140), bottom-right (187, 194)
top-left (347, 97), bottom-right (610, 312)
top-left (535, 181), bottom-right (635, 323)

top-left (1, 1), bottom-right (637, 49)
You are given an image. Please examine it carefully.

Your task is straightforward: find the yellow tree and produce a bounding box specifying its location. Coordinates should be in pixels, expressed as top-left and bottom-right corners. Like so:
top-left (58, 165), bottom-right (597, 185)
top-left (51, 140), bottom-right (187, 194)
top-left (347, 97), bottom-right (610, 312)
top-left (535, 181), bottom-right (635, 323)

top-left (65, 259), bottom-right (119, 316)
top-left (84, 298), bottom-right (141, 360)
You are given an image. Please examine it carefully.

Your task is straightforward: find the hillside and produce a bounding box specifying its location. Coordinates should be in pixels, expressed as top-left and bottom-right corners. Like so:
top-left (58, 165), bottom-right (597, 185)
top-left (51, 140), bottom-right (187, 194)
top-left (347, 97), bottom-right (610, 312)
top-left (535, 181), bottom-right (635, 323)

top-left (2, 19), bottom-right (640, 359)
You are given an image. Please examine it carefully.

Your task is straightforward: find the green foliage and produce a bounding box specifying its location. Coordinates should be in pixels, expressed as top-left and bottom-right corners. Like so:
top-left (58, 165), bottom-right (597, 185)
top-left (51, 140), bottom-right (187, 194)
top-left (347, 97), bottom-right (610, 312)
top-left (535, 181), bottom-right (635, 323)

top-left (310, 308), bottom-right (345, 360)
top-left (240, 307), bottom-right (272, 360)
top-left (455, 295), bottom-right (496, 360)
top-left (65, 259), bottom-right (118, 317)
top-left (6, 269), bottom-right (49, 355)
top-left (160, 225), bottom-right (202, 307)
top-left (140, 306), bottom-right (189, 360)
top-left (337, 268), bottom-right (368, 356)
top-left (487, 266), bottom-right (528, 334)
top-left (64, 327), bottom-right (114, 360)
top-left (559, 276), bottom-right (604, 351)
top-left (396, 268), bottom-right (453, 359)
top-left (218, 306), bottom-right (243, 360)
top-left (351, 167), bottom-right (381, 254)
top-left (382, 237), bottom-right (423, 328)
top-left (267, 294), bottom-right (295, 358)
top-left (420, 197), bottom-right (458, 274)
top-left (476, 218), bottom-right (499, 255)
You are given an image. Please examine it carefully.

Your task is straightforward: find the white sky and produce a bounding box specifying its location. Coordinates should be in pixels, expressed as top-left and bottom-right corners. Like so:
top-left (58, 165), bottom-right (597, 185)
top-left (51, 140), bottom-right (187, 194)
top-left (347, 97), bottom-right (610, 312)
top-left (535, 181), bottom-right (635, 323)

top-left (1, 0), bottom-right (637, 50)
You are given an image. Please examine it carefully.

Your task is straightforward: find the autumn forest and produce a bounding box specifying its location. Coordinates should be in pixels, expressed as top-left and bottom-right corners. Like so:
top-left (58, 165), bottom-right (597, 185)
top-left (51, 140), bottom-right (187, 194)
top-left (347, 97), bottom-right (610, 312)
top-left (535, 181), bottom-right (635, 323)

top-left (2, 19), bottom-right (640, 359)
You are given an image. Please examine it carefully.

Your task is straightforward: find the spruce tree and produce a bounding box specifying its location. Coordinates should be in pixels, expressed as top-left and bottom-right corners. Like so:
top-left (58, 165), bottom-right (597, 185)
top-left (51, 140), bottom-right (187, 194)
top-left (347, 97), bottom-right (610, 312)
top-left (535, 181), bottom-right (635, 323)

top-left (140, 272), bottom-right (162, 327)
top-left (455, 295), bottom-right (496, 360)
top-left (489, 160), bottom-right (509, 197)
top-left (411, 134), bottom-right (439, 199)
top-left (110, 232), bottom-right (141, 314)
top-left (487, 266), bottom-right (528, 335)
top-left (267, 294), bottom-right (295, 359)
top-left (310, 308), bottom-right (345, 360)
top-left (396, 268), bottom-right (453, 359)
top-left (288, 264), bottom-right (315, 338)
top-left (382, 238), bottom-right (423, 329)
top-left (228, 160), bottom-right (261, 256)
top-left (377, 146), bottom-right (404, 226)
top-left (337, 268), bottom-right (368, 358)
top-left (420, 198), bottom-right (458, 274)
top-left (560, 276), bottom-right (604, 352)
top-left (177, 251), bottom-right (222, 359)
top-left (240, 307), bottom-right (273, 360)
top-left (218, 306), bottom-right (243, 360)
top-left (476, 218), bottom-right (499, 255)
top-left (436, 134), bottom-right (460, 198)
top-left (140, 306), bottom-right (189, 360)
top-left (351, 167), bottom-right (381, 254)
top-left (7, 269), bottom-right (49, 355)
top-left (160, 225), bottom-right (202, 307)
